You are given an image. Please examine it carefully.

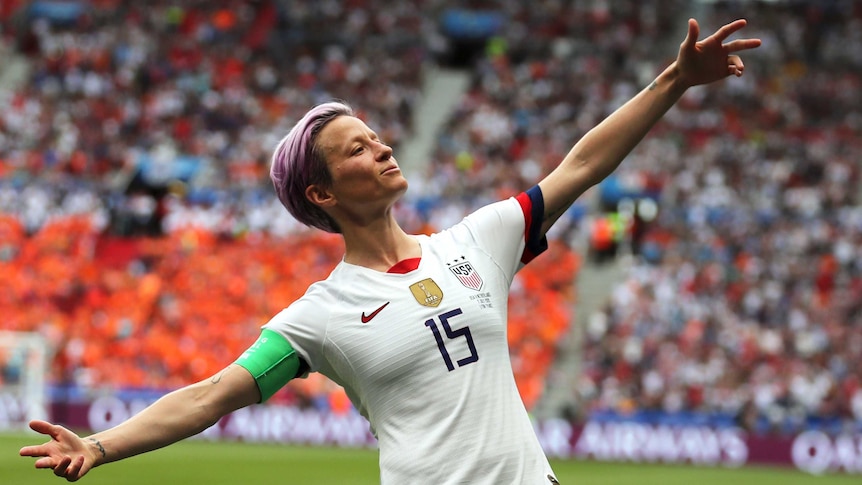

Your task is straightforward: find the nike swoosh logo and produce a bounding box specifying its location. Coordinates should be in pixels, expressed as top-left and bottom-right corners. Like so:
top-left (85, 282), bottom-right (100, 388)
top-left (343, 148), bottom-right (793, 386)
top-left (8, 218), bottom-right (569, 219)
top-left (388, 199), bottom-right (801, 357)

top-left (361, 302), bottom-right (390, 323)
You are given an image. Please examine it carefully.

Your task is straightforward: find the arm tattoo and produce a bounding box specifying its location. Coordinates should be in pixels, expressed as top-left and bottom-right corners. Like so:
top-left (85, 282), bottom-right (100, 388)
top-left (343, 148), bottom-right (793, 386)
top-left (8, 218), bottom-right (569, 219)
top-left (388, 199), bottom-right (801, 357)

top-left (211, 369), bottom-right (228, 384)
top-left (88, 438), bottom-right (106, 458)
top-left (544, 203), bottom-right (568, 223)
top-left (648, 80), bottom-right (658, 91)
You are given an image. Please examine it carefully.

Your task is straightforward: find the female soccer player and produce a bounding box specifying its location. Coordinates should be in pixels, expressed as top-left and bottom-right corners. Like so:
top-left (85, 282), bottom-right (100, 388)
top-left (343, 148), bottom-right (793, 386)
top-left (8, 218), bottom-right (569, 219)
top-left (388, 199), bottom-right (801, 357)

top-left (20, 18), bottom-right (760, 484)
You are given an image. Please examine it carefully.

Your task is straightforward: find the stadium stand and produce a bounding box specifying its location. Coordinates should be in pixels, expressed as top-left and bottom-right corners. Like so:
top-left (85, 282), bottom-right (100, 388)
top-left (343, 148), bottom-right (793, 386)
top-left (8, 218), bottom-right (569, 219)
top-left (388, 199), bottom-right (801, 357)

top-left (2, 0), bottom-right (860, 440)
top-left (0, 0), bottom-right (577, 413)
top-left (565, 1), bottom-right (862, 435)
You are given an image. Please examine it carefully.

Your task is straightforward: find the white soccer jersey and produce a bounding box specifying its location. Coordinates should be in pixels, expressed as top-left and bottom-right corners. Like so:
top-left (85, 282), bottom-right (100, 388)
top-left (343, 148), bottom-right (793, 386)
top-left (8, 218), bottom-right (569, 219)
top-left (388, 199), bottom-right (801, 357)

top-left (264, 186), bottom-right (559, 484)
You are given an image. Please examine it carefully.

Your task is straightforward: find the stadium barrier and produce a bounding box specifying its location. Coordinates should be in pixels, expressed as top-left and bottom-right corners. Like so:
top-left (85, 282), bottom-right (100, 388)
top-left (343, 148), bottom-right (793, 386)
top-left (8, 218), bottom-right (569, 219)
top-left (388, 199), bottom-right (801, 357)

top-left (3, 391), bottom-right (859, 476)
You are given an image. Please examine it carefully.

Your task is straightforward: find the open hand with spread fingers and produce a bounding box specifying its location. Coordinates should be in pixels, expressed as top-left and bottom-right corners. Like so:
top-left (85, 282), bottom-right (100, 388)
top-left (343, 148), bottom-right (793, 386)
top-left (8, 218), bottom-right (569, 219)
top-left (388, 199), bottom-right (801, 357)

top-left (19, 420), bottom-right (99, 482)
top-left (675, 18), bottom-right (762, 88)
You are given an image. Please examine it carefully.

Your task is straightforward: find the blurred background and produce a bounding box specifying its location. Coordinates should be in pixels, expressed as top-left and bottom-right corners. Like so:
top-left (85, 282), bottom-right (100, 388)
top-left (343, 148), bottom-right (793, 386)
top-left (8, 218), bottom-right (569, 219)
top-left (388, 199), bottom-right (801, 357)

top-left (1, 0), bottom-right (861, 478)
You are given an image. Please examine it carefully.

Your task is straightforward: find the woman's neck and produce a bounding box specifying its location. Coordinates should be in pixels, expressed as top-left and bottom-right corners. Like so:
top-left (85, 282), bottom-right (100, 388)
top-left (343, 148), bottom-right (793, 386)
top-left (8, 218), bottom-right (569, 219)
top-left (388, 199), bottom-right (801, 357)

top-left (341, 221), bottom-right (421, 272)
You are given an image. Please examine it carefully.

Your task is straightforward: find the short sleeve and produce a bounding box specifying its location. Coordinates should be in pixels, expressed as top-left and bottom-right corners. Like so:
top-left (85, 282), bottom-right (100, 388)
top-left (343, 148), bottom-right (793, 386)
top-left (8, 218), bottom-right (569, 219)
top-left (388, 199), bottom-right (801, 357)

top-left (262, 286), bottom-right (331, 373)
top-left (457, 185), bottom-right (548, 278)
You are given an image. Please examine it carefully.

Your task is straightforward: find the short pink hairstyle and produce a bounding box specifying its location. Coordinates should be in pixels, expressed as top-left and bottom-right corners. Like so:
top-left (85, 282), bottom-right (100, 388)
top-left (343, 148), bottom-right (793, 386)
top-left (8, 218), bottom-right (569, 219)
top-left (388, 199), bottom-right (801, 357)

top-left (270, 102), bottom-right (354, 233)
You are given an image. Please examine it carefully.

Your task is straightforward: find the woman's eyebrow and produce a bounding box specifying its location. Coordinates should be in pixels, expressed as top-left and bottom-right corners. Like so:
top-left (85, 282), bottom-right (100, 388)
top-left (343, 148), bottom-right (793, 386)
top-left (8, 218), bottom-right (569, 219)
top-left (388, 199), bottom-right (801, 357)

top-left (342, 130), bottom-right (379, 150)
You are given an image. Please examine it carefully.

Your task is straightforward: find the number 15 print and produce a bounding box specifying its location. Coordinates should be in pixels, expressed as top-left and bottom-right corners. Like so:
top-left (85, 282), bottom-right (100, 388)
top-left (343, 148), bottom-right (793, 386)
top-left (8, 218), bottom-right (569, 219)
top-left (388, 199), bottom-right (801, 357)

top-left (424, 308), bottom-right (479, 371)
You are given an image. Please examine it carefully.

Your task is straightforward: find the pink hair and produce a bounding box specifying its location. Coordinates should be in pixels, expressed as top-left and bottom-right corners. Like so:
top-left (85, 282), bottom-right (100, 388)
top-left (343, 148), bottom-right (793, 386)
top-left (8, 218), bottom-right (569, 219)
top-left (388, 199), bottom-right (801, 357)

top-left (270, 102), bottom-right (354, 233)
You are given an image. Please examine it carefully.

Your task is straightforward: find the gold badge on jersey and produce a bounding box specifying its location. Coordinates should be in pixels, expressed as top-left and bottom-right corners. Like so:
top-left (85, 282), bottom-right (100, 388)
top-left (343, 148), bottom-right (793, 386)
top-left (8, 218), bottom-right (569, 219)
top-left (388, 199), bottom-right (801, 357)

top-left (409, 278), bottom-right (443, 307)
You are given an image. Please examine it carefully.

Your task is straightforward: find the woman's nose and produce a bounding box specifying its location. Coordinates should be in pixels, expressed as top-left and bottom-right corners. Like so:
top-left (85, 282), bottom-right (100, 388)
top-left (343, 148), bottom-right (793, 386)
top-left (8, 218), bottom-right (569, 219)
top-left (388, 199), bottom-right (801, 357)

top-left (376, 141), bottom-right (392, 160)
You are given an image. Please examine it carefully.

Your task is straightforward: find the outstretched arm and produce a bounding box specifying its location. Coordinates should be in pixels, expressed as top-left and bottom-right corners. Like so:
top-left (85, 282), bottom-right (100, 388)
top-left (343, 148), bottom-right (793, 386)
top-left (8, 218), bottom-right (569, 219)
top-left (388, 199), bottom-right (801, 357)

top-left (537, 18), bottom-right (761, 234)
top-left (19, 364), bottom-right (260, 482)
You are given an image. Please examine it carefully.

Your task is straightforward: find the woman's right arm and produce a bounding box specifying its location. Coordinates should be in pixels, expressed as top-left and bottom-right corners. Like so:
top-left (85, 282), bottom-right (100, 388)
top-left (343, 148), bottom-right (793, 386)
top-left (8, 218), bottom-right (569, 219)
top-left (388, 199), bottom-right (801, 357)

top-left (20, 364), bottom-right (260, 481)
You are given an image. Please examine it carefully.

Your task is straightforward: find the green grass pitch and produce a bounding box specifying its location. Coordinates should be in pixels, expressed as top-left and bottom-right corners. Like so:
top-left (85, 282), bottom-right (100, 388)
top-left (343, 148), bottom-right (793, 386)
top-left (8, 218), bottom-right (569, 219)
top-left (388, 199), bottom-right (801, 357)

top-left (3, 432), bottom-right (859, 484)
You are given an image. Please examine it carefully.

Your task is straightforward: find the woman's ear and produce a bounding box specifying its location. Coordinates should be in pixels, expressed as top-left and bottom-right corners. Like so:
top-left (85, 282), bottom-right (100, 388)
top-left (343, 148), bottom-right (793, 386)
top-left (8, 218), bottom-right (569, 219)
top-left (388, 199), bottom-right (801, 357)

top-left (306, 184), bottom-right (336, 208)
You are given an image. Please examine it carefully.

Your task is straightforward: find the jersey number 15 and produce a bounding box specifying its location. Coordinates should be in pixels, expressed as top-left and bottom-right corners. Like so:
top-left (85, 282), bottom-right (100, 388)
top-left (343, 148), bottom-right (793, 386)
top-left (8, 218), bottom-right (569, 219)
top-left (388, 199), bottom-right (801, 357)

top-left (424, 308), bottom-right (479, 371)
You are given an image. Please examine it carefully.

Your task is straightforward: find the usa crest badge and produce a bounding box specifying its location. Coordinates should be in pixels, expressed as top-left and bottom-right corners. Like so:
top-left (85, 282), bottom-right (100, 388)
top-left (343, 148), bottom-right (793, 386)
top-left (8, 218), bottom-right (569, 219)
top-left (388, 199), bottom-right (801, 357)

top-left (448, 258), bottom-right (483, 291)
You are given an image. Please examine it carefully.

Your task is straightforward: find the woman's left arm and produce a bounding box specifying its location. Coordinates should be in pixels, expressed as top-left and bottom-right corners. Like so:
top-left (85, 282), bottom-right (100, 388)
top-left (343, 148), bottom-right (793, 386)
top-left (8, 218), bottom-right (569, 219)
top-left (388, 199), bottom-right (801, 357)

top-left (537, 18), bottom-right (761, 235)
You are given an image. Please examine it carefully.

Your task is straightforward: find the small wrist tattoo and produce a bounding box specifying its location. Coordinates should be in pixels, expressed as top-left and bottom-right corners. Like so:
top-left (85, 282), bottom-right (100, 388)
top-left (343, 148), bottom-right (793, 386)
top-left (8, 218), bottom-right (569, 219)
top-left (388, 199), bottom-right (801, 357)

top-left (89, 438), bottom-right (107, 458)
top-left (648, 80), bottom-right (658, 91)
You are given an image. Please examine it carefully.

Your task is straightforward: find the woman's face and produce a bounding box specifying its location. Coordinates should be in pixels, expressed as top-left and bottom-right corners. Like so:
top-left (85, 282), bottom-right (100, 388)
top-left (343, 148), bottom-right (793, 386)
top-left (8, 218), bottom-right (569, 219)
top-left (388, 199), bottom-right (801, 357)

top-left (311, 115), bottom-right (408, 222)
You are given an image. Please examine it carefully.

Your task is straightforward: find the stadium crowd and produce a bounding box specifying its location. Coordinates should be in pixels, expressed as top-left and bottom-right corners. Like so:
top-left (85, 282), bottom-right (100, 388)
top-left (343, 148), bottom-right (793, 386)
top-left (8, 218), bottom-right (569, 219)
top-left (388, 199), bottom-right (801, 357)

top-left (570, 1), bottom-right (859, 434)
top-left (2, 0), bottom-right (861, 437)
top-left (576, 2), bottom-right (862, 435)
top-left (0, 0), bottom-right (575, 412)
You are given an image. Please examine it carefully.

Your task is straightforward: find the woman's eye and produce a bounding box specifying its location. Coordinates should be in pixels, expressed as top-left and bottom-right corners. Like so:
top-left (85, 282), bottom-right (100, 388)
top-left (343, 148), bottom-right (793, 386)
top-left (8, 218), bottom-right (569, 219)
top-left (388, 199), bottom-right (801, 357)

top-left (352, 147), bottom-right (364, 155)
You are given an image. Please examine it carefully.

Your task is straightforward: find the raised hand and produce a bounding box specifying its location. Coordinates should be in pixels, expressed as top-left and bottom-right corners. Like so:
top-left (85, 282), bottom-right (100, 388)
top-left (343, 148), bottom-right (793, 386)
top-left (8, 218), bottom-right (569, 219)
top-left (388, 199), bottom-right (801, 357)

top-left (19, 420), bottom-right (99, 482)
top-left (676, 18), bottom-right (762, 88)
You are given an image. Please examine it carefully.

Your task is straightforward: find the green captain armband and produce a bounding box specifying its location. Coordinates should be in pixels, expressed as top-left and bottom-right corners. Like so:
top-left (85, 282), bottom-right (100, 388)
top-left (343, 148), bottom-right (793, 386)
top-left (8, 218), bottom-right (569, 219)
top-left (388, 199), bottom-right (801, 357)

top-left (234, 329), bottom-right (302, 402)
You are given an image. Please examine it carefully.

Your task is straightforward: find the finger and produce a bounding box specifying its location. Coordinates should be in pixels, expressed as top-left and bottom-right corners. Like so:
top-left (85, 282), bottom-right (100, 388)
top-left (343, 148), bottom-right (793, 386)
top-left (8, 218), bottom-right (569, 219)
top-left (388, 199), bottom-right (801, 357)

top-left (20, 444), bottom-right (49, 457)
top-left (34, 456), bottom-right (58, 469)
top-left (681, 18), bottom-right (699, 49)
top-left (29, 419), bottom-right (63, 439)
top-left (728, 57), bottom-right (744, 77)
top-left (723, 38), bottom-right (762, 53)
top-left (711, 18), bottom-right (748, 43)
top-left (64, 455), bottom-right (85, 481)
top-left (728, 55), bottom-right (744, 70)
top-left (54, 456), bottom-right (72, 477)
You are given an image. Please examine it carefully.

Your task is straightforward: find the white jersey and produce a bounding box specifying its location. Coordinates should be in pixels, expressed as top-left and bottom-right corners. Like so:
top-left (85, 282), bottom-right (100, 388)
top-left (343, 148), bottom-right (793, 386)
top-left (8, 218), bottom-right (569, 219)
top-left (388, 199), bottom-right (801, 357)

top-left (264, 187), bottom-right (558, 484)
